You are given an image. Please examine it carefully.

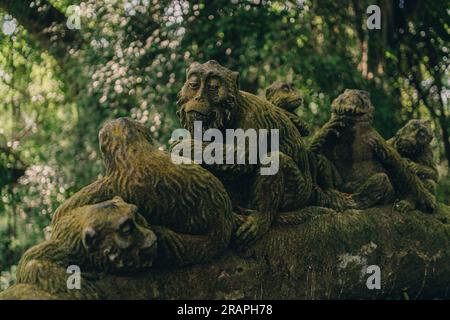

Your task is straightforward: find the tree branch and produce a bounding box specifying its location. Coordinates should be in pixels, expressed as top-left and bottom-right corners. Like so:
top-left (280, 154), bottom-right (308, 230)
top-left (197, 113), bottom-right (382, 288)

top-left (0, 0), bottom-right (83, 62)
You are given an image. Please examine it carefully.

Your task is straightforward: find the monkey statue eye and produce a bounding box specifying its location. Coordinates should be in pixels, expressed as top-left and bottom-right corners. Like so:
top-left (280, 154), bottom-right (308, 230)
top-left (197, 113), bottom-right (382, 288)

top-left (188, 76), bottom-right (200, 89)
top-left (119, 219), bottom-right (134, 236)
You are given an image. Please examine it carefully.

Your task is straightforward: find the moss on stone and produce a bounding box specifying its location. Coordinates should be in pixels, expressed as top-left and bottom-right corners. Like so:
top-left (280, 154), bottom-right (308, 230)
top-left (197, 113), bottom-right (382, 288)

top-left (2, 203), bottom-right (449, 299)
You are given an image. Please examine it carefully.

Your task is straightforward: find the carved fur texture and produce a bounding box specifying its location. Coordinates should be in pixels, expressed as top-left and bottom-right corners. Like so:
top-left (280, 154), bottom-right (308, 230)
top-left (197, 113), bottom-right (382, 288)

top-left (177, 60), bottom-right (319, 246)
top-left (265, 81), bottom-right (310, 137)
top-left (310, 89), bottom-right (436, 212)
top-left (52, 118), bottom-right (235, 267)
top-left (263, 82), bottom-right (355, 211)
top-left (388, 119), bottom-right (438, 194)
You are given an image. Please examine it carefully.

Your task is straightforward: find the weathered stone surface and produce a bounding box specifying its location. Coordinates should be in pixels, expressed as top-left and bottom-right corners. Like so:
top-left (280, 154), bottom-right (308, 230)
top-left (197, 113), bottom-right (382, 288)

top-left (310, 89), bottom-right (437, 213)
top-left (1, 69), bottom-right (448, 300)
top-left (51, 118), bottom-right (236, 268)
top-left (4, 204), bottom-right (447, 300)
top-left (176, 61), bottom-right (355, 247)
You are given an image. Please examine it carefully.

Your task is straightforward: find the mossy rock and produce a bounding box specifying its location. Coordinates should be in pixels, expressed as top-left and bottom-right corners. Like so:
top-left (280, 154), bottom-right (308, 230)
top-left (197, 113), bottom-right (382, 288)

top-left (2, 204), bottom-right (450, 299)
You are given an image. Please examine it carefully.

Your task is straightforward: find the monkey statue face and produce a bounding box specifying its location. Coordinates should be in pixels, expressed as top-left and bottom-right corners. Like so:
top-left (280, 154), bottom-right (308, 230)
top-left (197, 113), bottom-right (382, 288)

top-left (265, 82), bottom-right (303, 112)
top-left (392, 119), bottom-right (433, 156)
top-left (177, 60), bottom-right (240, 133)
top-left (331, 89), bottom-right (374, 122)
top-left (99, 117), bottom-right (153, 152)
top-left (52, 197), bottom-right (158, 274)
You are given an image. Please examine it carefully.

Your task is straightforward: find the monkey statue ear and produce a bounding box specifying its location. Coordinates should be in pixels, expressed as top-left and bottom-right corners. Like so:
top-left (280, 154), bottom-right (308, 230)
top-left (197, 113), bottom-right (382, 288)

top-left (112, 196), bottom-right (124, 203)
top-left (82, 227), bottom-right (97, 250)
top-left (232, 71), bottom-right (240, 89)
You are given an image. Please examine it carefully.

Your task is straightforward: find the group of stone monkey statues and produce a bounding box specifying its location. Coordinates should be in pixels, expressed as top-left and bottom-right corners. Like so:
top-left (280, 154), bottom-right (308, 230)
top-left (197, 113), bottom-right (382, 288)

top-left (2, 60), bottom-right (439, 299)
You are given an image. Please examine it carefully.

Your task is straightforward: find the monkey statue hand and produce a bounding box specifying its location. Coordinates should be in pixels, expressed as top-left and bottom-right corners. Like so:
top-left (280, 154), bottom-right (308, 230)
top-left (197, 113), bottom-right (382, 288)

top-left (152, 226), bottom-right (185, 262)
top-left (234, 209), bottom-right (272, 249)
top-left (309, 115), bottom-right (346, 153)
top-left (393, 199), bottom-right (415, 213)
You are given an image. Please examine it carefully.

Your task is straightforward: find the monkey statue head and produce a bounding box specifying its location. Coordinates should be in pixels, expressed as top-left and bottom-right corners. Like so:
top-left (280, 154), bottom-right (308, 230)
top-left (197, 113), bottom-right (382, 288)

top-left (331, 89), bottom-right (374, 123)
top-left (99, 117), bottom-right (153, 149)
top-left (51, 196), bottom-right (158, 274)
top-left (177, 60), bottom-right (241, 133)
top-left (265, 81), bottom-right (303, 112)
top-left (99, 117), bottom-right (154, 173)
top-left (391, 119), bottom-right (434, 157)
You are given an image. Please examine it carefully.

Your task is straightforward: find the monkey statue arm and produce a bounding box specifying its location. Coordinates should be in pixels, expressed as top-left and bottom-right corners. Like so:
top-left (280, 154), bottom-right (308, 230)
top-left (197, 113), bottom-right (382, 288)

top-left (369, 136), bottom-right (437, 213)
top-left (285, 112), bottom-right (310, 137)
top-left (51, 178), bottom-right (113, 225)
top-left (309, 116), bottom-right (346, 153)
top-left (16, 240), bottom-right (68, 290)
top-left (233, 209), bottom-right (273, 249)
top-left (151, 223), bottom-right (233, 267)
top-left (233, 151), bottom-right (301, 248)
top-left (406, 160), bottom-right (439, 182)
top-left (16, 240), bottom-right (102, 299)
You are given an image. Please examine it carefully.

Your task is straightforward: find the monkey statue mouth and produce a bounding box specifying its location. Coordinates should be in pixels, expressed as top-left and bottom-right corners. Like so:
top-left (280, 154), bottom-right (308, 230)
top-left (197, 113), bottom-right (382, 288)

top-left (288, 97), bottom-right (302, 105)
top-left (185, 110), bottom-right (213, 129)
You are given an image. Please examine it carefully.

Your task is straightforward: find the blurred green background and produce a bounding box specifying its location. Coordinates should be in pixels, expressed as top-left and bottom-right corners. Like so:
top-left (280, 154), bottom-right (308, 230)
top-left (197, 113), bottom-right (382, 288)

top-left (0, 0), bottom-right (448, 289)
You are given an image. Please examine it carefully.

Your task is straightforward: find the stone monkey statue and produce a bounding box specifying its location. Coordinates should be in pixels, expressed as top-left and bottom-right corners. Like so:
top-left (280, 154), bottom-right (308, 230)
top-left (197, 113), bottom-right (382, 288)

top-left (309, 89), bottom-right (436, 213)
top-left (265, 81), bottom-right (310, 137)
top-left (176, 60), bottom-right (356, 247)
top-left (51, 118), bottom-right (235, 267)
top-left (265, 81), bottom-right (355, 210)
top-left (2, 197), bottom-right (157, 299)
top-left (388, 119), bottom-right (438, 195)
